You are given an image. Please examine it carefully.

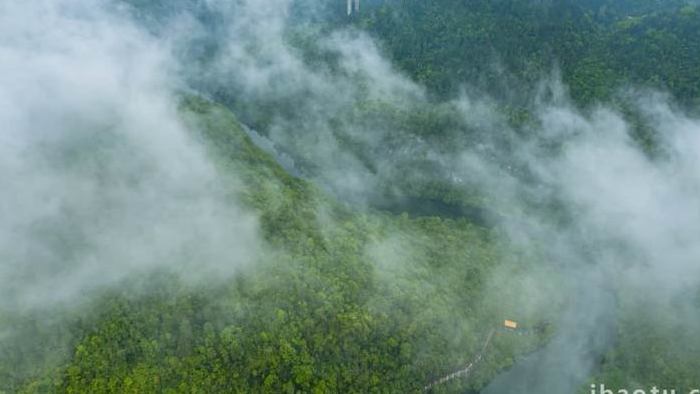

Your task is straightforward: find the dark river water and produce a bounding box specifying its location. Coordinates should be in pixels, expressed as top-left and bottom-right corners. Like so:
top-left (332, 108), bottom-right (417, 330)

top-left (480, 280), bottom-right (618, 394)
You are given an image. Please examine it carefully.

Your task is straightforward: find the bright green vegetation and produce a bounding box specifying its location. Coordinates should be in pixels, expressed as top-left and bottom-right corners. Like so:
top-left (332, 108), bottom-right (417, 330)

top-left (0, 98), bottom-right (558, 393)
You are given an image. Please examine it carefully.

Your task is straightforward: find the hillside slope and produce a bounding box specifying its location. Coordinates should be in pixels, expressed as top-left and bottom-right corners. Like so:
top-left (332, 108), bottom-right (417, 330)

top-left (1, 98), bottom-right (558, 393)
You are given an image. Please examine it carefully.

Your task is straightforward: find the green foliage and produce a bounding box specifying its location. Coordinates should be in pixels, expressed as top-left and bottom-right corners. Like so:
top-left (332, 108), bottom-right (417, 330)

top-left (1, 98), bottom-right (555, 393)
top-left (357, 0), bottom-right (700, 106)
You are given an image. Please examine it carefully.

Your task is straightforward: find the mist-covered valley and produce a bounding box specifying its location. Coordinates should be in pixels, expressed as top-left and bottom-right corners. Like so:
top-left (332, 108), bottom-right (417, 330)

top-left (2, 1), bottom-right (700, 393)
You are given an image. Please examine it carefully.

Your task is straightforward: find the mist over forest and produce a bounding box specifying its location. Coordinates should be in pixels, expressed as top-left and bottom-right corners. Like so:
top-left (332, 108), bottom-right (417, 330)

top-left (2, 1), bottom-right (700, 393)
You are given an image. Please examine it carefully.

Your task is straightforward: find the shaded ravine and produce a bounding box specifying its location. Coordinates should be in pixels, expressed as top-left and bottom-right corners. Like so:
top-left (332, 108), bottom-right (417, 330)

top-left (239, 122), bottom-right (501, 226)
top-left (372, 196), bottom-right (500, 227)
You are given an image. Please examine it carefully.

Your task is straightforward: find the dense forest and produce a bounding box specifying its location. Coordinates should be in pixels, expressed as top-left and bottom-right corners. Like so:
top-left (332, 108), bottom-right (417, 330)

top-left (2, 1), bottom-right (700, 393)
top-left (355, 0), bottom-right (700, 105)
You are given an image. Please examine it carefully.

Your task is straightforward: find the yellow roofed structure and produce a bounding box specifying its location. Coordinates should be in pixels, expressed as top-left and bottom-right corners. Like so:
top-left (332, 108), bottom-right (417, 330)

top-left (504, 320), bottom-right (518, 329)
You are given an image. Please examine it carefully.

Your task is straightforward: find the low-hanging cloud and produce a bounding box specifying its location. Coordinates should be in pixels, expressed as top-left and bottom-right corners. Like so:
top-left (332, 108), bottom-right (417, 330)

top-left (0, 0), bottom-right (260, 311)
top-left (472, 86), bottom-right (700, 392)
top-left (132, 1), bottom-right (700, 389)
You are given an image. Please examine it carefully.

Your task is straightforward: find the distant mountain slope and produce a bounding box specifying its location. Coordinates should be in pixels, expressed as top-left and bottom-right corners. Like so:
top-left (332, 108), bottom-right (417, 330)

top-left (356, 0), bottom-right (700, 105)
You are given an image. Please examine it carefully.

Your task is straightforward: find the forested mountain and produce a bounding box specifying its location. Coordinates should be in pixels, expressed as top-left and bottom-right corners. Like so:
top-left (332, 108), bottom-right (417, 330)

top-left (2, 1), bottom-right (700, 393)
top-left (1, 97), bottom-right (556, 393)
top-left (354, 0), bottom-right (700, 105)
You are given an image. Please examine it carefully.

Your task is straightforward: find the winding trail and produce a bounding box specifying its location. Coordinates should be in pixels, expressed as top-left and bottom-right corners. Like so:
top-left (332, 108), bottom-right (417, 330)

top-left (423, 328), bottom-right (496, 392)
